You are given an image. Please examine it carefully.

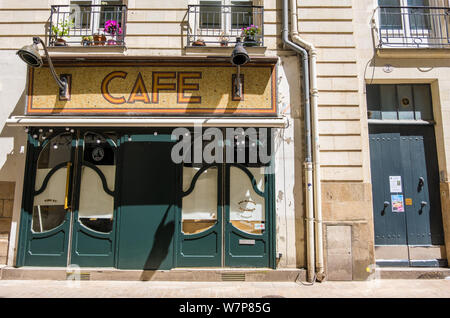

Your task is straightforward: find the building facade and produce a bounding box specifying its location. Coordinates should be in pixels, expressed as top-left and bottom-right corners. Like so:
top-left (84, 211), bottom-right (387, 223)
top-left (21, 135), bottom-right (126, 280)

top-left (0, 0), bottom-right (448, 281)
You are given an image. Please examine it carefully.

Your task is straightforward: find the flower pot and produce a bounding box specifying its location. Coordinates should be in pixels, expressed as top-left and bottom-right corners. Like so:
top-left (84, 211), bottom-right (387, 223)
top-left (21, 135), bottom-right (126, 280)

top-left (107, 35), bottom-right (117, 45)
top-left (192, 40), bottom-right (206, 46)
top-left (54, 38), bottom-right (67, 46)
top-left (81, 39), bottom-right (92, 46)
top-left (93, 34), bottom-right (106, 46)
top-left (220, 40), bottom-right (229, 47)
top-left (243, 36), bottom-right (259, 47)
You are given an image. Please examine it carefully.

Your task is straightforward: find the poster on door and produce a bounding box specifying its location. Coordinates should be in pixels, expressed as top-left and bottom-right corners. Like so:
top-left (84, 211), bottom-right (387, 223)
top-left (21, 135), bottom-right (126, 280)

top-left (391, 194), bottom-right (405, 212)
top-left (389, 176), bottom-right (402, 193)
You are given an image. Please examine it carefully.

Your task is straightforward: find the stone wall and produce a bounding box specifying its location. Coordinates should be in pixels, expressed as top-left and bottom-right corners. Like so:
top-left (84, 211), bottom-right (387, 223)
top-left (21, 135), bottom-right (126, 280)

top-left (0, 182), bottom-right (14, 264)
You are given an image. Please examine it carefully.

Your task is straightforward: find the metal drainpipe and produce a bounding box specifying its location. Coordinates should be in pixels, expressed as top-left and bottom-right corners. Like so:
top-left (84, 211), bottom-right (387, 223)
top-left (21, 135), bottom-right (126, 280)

top-left (287, 0), bottom-right (325, 281)
top-left (281, 0), bottom-right (315, 283)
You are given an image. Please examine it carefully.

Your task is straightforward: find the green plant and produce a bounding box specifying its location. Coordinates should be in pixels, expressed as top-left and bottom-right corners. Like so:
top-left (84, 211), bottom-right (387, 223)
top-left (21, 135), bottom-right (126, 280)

top-left (51, 19), bottom-right (74, 38)
top-left (241, 25), bottom-right (260, 37)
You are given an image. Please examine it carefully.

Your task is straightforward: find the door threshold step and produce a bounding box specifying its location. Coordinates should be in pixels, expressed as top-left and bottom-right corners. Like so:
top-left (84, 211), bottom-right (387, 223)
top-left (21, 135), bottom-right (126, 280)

top-left (376, 267), bottom-right (450, 279)
top-left (0, 267), bottom-right (306, 282)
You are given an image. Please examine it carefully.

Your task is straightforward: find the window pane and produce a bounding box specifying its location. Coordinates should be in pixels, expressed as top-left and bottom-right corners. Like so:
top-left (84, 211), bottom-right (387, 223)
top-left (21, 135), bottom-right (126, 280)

top-left (70, 1), bottom-right (92, 29)
top-left (379, 0), bottom-right (402, 30)
top-left (229, 166), bottom-right (265, 235)
top-left (413, 84), bottom-right (433, 120)
top-left (182, 166), bottom-right (218, 235)
top-left (78, 133), bottom-right (116, 233)
top-left (200, 1), bottom-right (222, 29)
top-left (32, 133), bottom-right (72, 233)
top-left (232, 1), bottom-right (253, 29)
top-left (408, 0), bottom-right (430, 31)
top-left (397, 85), bottom-right (415, 120)
top-left (367, 84), bottom-right (382, 119)
top-left (100, 0), bottom-right (123, 32)
top-left (380, 85), bottom-right (398, 119)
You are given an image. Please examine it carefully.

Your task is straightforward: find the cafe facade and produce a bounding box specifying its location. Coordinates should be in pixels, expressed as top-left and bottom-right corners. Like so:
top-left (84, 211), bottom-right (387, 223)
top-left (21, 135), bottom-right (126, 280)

top-left (1, 0), bottom-right (450, 281)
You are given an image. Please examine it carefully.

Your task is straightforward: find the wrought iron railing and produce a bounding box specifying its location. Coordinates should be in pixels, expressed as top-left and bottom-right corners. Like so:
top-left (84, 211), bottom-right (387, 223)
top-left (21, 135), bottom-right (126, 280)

top-left (187, 4), bottom-right (264, 47)
top-left (376, 6), bottom-right (450, 48)
top-left (48, 4), bottom-right (127, 47)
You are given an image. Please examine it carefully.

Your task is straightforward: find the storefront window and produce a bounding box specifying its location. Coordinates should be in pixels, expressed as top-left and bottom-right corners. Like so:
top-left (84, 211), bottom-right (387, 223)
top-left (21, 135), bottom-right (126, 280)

top-left (182, 166), bottom-right (218, 235)
top-left (32, 133), bottom-right (72, 233)
top-left (229, 166), bottom-right (265, 235)
top-left (78, 132), bottom-right (116, 233)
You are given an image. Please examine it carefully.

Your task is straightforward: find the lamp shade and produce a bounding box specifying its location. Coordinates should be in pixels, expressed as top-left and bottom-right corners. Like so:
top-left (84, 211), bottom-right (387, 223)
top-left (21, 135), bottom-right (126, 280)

top-left (16, 44), bottom-right (43, 68)
top-left (231, 38), bottom-right (250, 66)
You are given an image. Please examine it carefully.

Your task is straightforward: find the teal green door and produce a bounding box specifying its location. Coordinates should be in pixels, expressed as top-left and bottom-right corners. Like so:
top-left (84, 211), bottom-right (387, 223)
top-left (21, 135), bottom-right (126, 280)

top-left (177, 163), bottom-right (274, 268)
top-left (17, 130), bottom-right (118, 267)
top-left (116, 134), bottom-right (177, 270)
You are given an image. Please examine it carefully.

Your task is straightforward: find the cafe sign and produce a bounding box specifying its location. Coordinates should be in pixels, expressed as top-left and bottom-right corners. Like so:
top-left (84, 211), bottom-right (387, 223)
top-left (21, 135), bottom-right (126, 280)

top-left (26, 63), bottom-right (277, 116)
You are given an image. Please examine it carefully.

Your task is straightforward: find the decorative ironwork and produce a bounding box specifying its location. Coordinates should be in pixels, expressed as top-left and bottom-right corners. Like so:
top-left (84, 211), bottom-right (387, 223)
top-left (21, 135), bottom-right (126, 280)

top-left (187, 4), bottom-right (264, 47)
top-left (48, 4), bottom-right (127, 47)
top-left (376, 5), bottom-right (450, 48)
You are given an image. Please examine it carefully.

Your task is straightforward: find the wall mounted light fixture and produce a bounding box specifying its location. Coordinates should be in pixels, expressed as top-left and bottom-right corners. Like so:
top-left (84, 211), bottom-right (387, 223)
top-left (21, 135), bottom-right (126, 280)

top-left (17, 37), bottom-right (70, 100)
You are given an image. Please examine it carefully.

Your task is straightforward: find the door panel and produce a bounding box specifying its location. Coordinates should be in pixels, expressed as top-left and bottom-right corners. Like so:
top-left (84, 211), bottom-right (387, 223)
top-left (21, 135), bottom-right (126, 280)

top-left (70, 132), bottom-right (117, 267)
top-left (21, 132), bottom-right (74, 267)
top-left (370, 130), bottom-right (407, 245)
top-left (177, 165), bottom-right (222, 267)
top-left (369, 124), bottom-right (445, 266)
top-left (225, 164), bottom-right (270, 267)
top-left (116, 134), bottom-right (177, 270)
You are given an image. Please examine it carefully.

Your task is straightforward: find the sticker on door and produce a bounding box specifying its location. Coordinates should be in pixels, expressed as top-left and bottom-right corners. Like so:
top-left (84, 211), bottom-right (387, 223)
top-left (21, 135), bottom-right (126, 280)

top-left (391, 194), bottom-right (405, 212)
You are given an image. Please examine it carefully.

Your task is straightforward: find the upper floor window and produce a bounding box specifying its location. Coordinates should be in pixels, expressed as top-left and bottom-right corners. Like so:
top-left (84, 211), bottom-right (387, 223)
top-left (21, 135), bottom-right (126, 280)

top-left (187, 0), bottom-right (264, 47)
top-left (376, 0), bottom-right (449, 48)
top-left (49, 1), bottom-right (126, 47)
top-left (379, 0), bottom-right (431, 31)
top-left (70, 0), bottom-right (123, 32)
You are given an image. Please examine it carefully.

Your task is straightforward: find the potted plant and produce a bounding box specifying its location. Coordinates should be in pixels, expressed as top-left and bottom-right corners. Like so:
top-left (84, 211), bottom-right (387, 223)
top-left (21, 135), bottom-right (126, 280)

top-left (81, 35), bottom-right (93, 46)
top-left (241, 24), bottom-right (261, 47)
top-left (104, 20), bottom-right (123, 45)
top-left (93, 31), bottom-right (106, 46)
top-left (51, 18), bottom-right (74, 46)
top-left (192, 37), bottom-right (206, 46)
top-left (219, 33), bottom-right (229, 47)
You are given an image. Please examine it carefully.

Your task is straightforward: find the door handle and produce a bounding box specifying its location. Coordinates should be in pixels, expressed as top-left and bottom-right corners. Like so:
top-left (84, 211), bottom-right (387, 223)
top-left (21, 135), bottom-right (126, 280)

top-left (418, 177), bottom-right (425, 192)
top-left (64, 162), bottom-right (72, 211)
top-left (419, 201), bottom-right (427, 215)
top-left (381, 201), bottom-right (390, 215)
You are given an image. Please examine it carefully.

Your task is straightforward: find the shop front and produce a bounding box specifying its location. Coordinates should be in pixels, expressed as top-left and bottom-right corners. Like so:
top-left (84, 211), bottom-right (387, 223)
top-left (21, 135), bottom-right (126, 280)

top-left (13, 57), bottom-right (283, 270)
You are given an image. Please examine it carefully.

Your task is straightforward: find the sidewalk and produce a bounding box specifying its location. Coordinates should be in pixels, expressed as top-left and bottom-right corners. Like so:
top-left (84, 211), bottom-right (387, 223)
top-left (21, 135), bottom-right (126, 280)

top-left (0, 279), bottom-right (449, 298)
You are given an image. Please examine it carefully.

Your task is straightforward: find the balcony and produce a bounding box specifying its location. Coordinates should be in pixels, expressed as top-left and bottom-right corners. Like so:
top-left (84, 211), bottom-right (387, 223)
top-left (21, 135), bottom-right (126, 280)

top-left (48, 4), bottom-right (127, 47)
top-left (375, 6), bottom-right (450, 49)
top-left (186, 4), bottom-right (264, 48)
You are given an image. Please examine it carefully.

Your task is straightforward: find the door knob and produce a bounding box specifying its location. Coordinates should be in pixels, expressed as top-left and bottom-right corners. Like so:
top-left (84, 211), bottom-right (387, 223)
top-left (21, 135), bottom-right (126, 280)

top-left (419, 201), bottom-right (427, 215)
top-left (381, 201), bottom-right (390, 215)
top-left (418, 177), bottom-right (425, 191)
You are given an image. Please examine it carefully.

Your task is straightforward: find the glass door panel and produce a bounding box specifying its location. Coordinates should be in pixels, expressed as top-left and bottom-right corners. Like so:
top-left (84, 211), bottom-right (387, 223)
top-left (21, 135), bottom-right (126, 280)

top-left (32, 133), bottom-right (73, 234)
top-left (182, 166), bottom-right (218, 235)
top-left (229, 166), bottom-right (265, 235)
top-left (77, 132), bottom-right (116, 233)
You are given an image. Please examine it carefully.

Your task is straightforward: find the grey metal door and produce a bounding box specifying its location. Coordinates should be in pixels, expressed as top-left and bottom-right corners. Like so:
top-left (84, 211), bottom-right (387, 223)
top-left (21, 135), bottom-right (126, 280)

top-left (369, 124), bottom-right (446, 267)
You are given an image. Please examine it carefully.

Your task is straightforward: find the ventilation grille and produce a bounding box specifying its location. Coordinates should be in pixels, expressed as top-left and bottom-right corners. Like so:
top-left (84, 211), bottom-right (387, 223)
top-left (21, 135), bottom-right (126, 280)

top-left (221, 273), bottom-right (245, 281)
top-left (66, 272), bottom-right (91, 281)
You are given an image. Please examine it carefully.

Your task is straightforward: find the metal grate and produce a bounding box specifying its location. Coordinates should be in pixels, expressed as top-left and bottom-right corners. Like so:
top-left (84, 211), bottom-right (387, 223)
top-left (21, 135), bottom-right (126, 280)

top-left (221, 273), bottom-right (245, 281)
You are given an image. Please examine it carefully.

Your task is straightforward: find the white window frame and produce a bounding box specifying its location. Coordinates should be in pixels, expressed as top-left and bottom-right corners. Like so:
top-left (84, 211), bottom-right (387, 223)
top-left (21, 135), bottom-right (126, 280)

top-left (191, 0), bottom-right (254, 44)
top-left (377, 0), bottom-right (433, 47)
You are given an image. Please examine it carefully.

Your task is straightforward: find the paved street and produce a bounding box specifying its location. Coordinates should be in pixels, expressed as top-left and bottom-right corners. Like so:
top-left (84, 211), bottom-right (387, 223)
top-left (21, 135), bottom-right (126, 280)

top-left (0, 279), bottom-right (449, 298)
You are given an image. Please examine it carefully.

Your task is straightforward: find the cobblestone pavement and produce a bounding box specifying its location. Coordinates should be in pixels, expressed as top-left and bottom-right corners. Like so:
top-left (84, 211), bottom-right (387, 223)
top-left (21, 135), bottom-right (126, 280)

top-left (0, 279), bottom-right (449, 298)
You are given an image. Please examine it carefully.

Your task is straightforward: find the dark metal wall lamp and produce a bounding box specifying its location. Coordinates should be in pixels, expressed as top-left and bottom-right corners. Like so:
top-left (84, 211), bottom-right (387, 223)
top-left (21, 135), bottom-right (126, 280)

top-left (231, 37), bottom-right (250, 99)
top-left (17, 37), bottom-right (70, 100)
